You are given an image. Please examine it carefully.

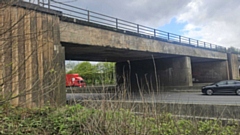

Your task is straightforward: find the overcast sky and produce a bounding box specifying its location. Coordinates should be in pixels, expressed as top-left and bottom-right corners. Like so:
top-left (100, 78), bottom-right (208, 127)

top-left (58, 0), bottom-right (240, 48)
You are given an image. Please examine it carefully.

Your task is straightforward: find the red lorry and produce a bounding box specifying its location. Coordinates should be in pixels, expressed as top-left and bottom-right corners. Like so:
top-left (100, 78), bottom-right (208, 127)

top-left (66, 74), bottom-right (86, 87)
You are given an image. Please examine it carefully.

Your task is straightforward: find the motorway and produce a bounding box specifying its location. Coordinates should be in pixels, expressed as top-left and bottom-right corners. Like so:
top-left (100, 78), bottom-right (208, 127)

top-left (67, 92), bottom-right (240, 105)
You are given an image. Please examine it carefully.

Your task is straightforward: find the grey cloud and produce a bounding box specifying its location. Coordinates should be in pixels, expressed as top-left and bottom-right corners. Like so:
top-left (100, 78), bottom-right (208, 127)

top-left (69, 0), bottom-right (192, 27)
top-left (178, 0), bottom-right (240, 48)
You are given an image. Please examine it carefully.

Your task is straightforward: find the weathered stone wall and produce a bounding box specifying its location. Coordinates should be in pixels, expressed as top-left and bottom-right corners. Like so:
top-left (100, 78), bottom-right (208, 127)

top-left (192, 61), bottom-right (229, 83)
top-left (0, 3), bottom-right (65, 107)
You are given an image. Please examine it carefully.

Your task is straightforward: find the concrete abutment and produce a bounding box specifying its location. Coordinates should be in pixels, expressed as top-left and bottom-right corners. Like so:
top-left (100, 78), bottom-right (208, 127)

top-left (0, 1), bottom-right (66, 107)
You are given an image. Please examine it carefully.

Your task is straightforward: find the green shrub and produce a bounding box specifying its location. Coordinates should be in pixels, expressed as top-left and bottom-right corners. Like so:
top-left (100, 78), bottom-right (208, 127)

top-left (0, 104), bottom-right (239, 135)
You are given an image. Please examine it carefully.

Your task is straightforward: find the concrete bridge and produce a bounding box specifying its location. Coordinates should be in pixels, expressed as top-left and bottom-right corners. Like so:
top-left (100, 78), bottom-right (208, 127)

top-left (0, 0), bottom-right (239, 107)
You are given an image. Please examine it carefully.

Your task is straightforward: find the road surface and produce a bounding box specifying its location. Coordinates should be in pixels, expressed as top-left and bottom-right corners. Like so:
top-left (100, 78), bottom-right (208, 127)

top-left (67, 92), bottom-right (240, 105)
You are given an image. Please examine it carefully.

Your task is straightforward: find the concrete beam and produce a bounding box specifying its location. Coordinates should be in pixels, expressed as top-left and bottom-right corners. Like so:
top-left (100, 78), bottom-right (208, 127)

top-left (60, 21), bottom-right (227, 61)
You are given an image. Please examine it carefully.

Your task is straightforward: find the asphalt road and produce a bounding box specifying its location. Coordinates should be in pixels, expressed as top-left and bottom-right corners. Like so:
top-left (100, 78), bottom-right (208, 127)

top-left (66, 92), bottom-right (240, 105)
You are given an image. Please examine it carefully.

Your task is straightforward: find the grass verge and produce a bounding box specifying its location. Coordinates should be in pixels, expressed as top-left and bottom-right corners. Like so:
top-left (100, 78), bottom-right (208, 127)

top-left (0, 102), bottom-right (240, 135)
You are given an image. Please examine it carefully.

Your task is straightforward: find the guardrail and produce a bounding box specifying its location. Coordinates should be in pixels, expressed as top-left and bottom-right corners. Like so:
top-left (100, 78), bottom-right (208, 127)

top-left (26, 0), bottom-right (234, 53)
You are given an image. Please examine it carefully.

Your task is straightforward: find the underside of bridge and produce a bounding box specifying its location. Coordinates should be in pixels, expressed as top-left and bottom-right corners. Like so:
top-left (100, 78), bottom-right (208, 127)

top-left (62, 42), bottom-right (239, 92)
top-left (63, 42), bottom-right (223, 63)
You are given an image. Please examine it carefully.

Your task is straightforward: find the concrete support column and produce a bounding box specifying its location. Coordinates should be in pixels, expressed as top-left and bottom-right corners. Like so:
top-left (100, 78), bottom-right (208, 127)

top-left (227, 53), bottom-right (239, 80)
top-left (172, 56), bottom-right (192, 86)
top-left (116, 60), bottom-right (160, 92)
top-left (159, 56), bottom-right (192, 86)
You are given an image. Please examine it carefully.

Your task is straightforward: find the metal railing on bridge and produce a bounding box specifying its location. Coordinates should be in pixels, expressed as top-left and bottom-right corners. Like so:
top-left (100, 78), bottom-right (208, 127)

top-left (24, 0), bottom-right (236, 53)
